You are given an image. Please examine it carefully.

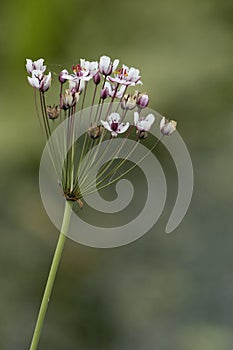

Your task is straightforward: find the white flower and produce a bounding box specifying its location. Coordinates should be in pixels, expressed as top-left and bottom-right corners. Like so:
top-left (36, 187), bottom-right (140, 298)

top-left (62, 59), bottom-right (99, 90)
top-left (70, 64), bottom-right (89, 81)
top-left (108, 64), bottom-right (142, 86)
top-left (26, 58), bottom-right (46, 75)
top-left (27, 70), bottom-right (52, 92)
top-left (99, 55), bottom-right (119, 76)
top-left (160, 117), bottom-right (177, 135)
top-left (104, 82), bottom-right (126, 99)
top-left (134, 112), bottom-right (155, 131)
top-left (101, 113), bottom-right (130, 137)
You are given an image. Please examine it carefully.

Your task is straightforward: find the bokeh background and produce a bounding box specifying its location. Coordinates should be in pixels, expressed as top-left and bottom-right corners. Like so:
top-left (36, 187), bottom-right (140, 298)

top-left (1, 0), bottom-right (233, 349)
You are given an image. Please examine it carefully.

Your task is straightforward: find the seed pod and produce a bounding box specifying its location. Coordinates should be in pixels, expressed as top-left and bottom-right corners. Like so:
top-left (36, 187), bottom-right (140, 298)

top-left (46, 105), bottom-right (60, 120)
top-left (88, 124), bottom-right (103, 139)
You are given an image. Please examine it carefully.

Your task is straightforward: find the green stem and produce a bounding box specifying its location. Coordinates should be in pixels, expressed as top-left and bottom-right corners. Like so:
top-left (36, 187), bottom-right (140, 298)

top-left (29, 200), bottom-right (73, 350)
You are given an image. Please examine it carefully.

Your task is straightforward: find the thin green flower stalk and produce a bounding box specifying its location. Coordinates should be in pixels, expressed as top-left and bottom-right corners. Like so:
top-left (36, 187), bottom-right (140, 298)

top-left (26, 55), bottom-right (178, 350)
top-left (29, 201), bottom-right (73, 350)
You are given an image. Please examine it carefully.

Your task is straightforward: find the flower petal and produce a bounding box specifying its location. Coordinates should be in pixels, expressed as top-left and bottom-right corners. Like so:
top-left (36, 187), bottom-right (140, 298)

top-left (115, 85), bottom-right (126, 98)
top-left (41, 72), bottom-right (52, 92)
top-left (111, 131), bottom-right (118, 137)
top-left (137, 120), bottom-right (146, 131)
top-left (108, 113), bottom-right (121, 123)
top-left (134, 112), bottom-right (139, 125)
top-left (104, 82), bottom-right (113, 94)
top-left (26, 59), bottom-right (33, 74)
top-left (27, 76), bottom-right (40, 89)
top-left (112, 59), bottom-right (119, 72)
top-left (127, 67), bottom-right (136, 80)
top-left (145, 113), bottom-right (155, 128)
top-left (160, 117), bottom-right (166, 130)
top-left (101, 120), bottom-right (112, 132)
top-left (89, 61), bottom-right (99, 76)
top-left (99, 56), bottom-right (111, 74)
top-left (34, 58), bottom-right (46, 72)
top-left (117, 122), bottom-right (130, 134)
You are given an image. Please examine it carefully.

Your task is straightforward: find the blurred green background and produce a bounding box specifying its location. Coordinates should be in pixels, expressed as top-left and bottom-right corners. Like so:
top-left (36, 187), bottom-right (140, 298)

top-left (1, 0), bottom-right (233, 349)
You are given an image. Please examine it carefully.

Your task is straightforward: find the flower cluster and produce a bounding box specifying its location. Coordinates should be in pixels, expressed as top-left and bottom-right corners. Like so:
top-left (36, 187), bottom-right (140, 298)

top-left (26, 55), bottom-right (177, 204)
top-left (27, 59), bottom-right (52, 92)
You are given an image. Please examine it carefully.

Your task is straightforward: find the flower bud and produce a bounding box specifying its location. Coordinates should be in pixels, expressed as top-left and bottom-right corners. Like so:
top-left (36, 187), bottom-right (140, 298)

top-left (93, 72), bottom-right (101, 85)
top-left (59, 69), bottom-right (69, 84)
top-left (137, 92), bottom-right (149, 109)
top-left (100, 87), bottom-right (109, 100)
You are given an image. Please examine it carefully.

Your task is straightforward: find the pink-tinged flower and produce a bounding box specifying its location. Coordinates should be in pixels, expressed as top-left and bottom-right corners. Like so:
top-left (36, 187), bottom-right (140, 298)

top-left (62, 59), bottom-right (99, 89)
top-left (99, 55), bottom-right (119, 76)
top-left (136, 92), bottom-right (149, 109)
top-left (74, 59), bottom-right (98, 79)
top-left (134, 112), bottom-right (155, 131)
top-left (108, 64), bottom-right (142, 86)
top-left (160, 117), bottom-right (177, 135)
top-left (70, 64), bottom-right (89, 81)
top-left (101, 113), bottom-right (129, 137)
top-left (26, 58), bottom-right (46, 75)
top-left (104, 82), bottom-right (126, 99)
top-left (27, 70), bottom-right (52, 92)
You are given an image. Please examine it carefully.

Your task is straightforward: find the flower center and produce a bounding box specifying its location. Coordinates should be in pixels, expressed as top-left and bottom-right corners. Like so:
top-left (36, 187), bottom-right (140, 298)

top-left (72, 64), bottom-right (86, 77)
top-left (111, 122), bottom-right (118, 131)
top-left (114, 68), bottom-right (128, 78)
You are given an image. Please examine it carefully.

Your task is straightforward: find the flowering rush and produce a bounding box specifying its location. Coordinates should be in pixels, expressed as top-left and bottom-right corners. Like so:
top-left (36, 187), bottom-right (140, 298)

top-left (26, 55), bottom-right (177, 203)
top-left (26, 54), bottom-right (178, 350)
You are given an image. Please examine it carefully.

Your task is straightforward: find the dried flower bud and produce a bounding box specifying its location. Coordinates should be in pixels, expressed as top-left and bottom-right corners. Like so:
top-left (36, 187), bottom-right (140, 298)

top-left (47, 105), bottom-right (60, 120)
top-left (93, 72), bottom-right (101, 85)
top-left (100, 87), bottom-right (109, 100)
top-left (137, 92), bottom-right (149, 109)
top-left (160, 117), bottom-right (177, 136)
top-left (88, 124), bottom-right (103, 139)
top-left (121, 93), bottom-right (137, 110)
